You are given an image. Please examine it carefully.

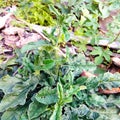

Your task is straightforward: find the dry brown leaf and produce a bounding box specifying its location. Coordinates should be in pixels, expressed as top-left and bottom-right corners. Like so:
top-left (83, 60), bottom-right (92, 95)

top-left (0, 13), bottom-right (13, 29)
top-left (4, 35), bottom-right (20, 47)
top-left (2, 26), bottom-right (24, 36)
top-left (16, 33), bottom-right (42, 48)
top-left (99, 16), bottom-right (113, 33)
top-left (60, 46), bottom-right (77, 55)
top-left (81, 71), bottom-right (96, 77)
top-left (99, 87), bottom-right (120, 94)
top-left (99, 9), bottom-right (120, 34)
top-left (112, 57), bottom-right (120, 67)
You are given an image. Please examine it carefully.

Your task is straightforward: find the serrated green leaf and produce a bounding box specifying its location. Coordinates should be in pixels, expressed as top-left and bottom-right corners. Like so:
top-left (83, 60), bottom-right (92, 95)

top-left (35, 87), bottom-right (58, 105)
top-left (50, 103), bottom-right (62, 120)
top-left (75, 77), bottom-right (88, 85)
top-left (90, 47), bottom-right (102, 56)
top-left (82, 7), bottom-right (91, 19)
top-left (62, 96), bottom-right (72, 105)
top-left (49, 4), bottom-right (60, 16)
top-left (104, 53), bottom-right (111, 62)
top-left (57, 83), bottom-right (64, 101)
top-left (28, 100), bottom-right (47, 119)
top-left (103, 51), bottom-right (112, 62)
top-left (62, 86), bottom-right (82, 104)
top-left (65, 15), bottom-right (77, 24)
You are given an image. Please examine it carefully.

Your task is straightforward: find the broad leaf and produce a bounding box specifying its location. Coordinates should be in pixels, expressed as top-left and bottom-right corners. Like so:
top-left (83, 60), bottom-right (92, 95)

top-left (90, 47), bottom-right (102, 56)
top-left (0, 77), bottom-right (38, 112)
top-left (95, 56), bottom-right (103, 65)
top-left (43, 59), bottom-right (55, 70)
top-left (103, 52), bottom-right (111, 62)
top-left (96, 106), bottom-right (120, 120)
top-left (89, 94), bottom-right (106, 107)
top-left (0, 75), bottom-right (21, 94)
top-left (1, 105), bottom-right (28, 120)
top-left (28, 100), bottom-right (47, 119)
top-left (73, 104), bottom-right (89, 117)
top-left (35, 87), bottom-right (58, 105)
top-left (21, 40), bottom-right (49, 53)
top-left (19, 112), bottom-right (28, 120)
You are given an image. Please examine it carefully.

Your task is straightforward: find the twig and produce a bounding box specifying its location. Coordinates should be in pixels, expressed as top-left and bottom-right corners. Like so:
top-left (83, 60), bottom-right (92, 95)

top-left (113, 32), bottom-right (120, 42)
top-left (13, 65), bottom-right (23, 76)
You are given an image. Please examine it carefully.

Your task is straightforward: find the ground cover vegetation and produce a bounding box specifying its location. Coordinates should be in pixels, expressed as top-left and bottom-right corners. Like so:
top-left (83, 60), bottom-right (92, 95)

top-left (0, 0), bottom-right (120, 120)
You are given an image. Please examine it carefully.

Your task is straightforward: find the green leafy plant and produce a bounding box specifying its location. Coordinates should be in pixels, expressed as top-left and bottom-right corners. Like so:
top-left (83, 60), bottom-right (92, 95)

top-left (0, 40), bottom-right (120, 119)
top-left (90, 47), bottom-right (112, 65)
top-left (0, 0), bottom-right (120, 120)
top-left (16, 0), bottom-right (56, 26)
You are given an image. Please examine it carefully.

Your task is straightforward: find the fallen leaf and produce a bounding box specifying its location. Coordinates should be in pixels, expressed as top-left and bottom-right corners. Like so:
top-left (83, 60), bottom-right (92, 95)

top-left (0, 13), bottom-right (13, 29)
top-left (4, 35), bottom-right (19, 47)
top-left (81, 71), bottom-right (96, 77)
top-left (99, 9), bottom-right (120, 34)
top-left (2, 26), bottom-right (24, 36)
top-left (16, 33), bottom-right (42, 48)
top-left (60, 46), bottom-right (77, 55)
top-left (112, 57), bottom-right (120, 67)
top-left (99, 87), bottom-right (120, 94)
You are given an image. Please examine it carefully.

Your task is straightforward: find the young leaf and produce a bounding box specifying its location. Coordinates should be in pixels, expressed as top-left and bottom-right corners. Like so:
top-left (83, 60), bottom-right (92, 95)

top-left (90, 47), bottom-right (102, 56)
top-left (95, 56), bottom-right (103, 65)
top-left (103, 49), bottom-right (112, 62)
top-left (57, 83), bottom-right (64, 101)
top-left (20, 112), bottom-right (28, 120)
top-left (43, 59), bottom-right (55, 70)
top-left (49, 4), bottom-right (60, 16)
top-left (103, 53), bottom-right (111, 62)
top-left (50, 103), bottom-right (62, 120)
top-left (62, 26), bottom-right (70, 42)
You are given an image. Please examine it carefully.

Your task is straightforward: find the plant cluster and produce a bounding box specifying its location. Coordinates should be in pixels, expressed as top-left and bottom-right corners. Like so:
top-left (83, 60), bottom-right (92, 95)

top-left (0, 40), bottom-right (120, 120)
top-left (0, 0), bottom-right (120, 120)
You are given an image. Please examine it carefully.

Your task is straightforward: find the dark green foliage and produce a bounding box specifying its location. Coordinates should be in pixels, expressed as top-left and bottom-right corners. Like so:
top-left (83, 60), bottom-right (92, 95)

top-left (0, 0), bottom-right (120, 120)
top-left (0, 40), bottom-right (120, 119)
